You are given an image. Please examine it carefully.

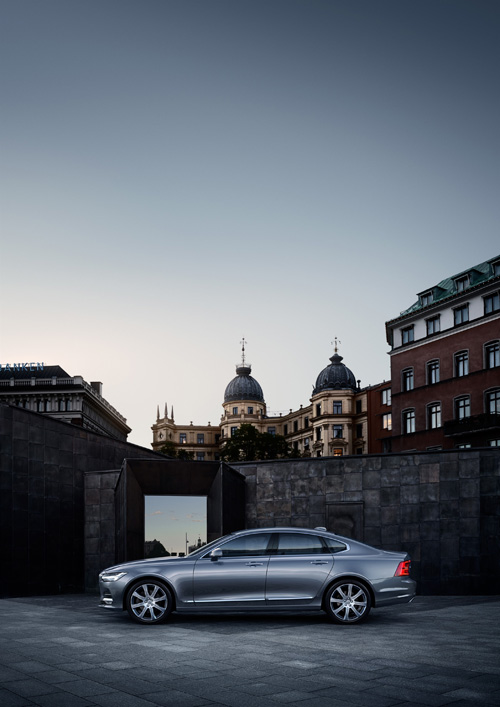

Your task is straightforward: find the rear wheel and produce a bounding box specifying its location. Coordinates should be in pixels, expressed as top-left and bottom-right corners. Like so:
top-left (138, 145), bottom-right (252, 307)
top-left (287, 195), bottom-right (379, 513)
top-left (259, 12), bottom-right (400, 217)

top-left (324, 580), bottom-right (371, 624)
top-left (126, 580), bottom-right (172, 624)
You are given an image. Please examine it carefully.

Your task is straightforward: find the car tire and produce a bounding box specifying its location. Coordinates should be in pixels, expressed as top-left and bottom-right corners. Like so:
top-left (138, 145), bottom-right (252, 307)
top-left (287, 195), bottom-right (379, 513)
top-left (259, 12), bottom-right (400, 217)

top-left (324, 580), bottom-right (371, 624)
top-left (126, 579), bottom-right (173, 625)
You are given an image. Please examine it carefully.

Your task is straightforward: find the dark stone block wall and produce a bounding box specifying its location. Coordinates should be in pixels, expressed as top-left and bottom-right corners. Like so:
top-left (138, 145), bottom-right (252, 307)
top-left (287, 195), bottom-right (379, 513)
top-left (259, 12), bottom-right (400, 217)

top-left (230, 450), bottom-right (500, 595)
top-left (0, 404), bottom-right (161, 596)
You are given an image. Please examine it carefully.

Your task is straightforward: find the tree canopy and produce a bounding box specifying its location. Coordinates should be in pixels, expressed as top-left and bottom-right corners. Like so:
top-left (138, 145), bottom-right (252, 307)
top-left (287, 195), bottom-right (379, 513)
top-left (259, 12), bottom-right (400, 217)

top-left (220, 423), bottom-right (297, 462)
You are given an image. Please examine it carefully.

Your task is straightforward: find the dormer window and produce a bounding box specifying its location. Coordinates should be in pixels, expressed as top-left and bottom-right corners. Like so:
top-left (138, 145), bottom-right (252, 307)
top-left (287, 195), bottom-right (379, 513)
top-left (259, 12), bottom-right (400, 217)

top-left (420, 291), bottom-right (433, 307)
top-left (492, 261), bottom-right (500, 277)
top-left (455, 275), bottom-right (469, 292)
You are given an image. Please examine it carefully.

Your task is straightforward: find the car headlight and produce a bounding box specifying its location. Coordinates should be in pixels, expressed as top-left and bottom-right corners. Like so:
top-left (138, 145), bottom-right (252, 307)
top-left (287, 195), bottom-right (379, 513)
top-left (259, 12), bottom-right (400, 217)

top-left (100, 571), bottom-right (127, 582)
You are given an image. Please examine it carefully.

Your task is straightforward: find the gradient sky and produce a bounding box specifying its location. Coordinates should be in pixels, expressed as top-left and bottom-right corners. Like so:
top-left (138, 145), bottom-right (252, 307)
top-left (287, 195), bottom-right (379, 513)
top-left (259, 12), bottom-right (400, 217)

top-left (1, 1), bottom-right (499, 453)
top-left (145, 495), bottom-right (206, 555)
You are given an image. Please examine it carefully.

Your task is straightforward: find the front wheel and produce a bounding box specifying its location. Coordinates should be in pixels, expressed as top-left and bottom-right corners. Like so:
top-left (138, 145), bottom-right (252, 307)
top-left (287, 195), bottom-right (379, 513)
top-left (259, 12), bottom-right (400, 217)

top-left (324, 580), bottom-right (371, 624)
top-left (126, 580), bottom-right (173, 624)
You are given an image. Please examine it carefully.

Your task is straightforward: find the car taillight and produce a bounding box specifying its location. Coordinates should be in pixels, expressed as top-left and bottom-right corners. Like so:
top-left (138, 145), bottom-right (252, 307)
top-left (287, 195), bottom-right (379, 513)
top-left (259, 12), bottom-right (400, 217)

top-left (395, 560), bottom-right (411, 577)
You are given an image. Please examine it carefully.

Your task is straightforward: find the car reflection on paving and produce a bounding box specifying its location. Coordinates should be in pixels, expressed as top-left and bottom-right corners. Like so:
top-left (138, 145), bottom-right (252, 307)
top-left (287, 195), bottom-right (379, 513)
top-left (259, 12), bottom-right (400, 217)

top-left (99, 527), bottom-right (416, 625)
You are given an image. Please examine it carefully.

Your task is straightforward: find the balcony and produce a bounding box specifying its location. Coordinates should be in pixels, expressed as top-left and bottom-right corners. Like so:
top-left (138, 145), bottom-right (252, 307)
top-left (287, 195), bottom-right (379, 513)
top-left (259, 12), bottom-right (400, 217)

top-left (444, 413), bottom-right (500, 437)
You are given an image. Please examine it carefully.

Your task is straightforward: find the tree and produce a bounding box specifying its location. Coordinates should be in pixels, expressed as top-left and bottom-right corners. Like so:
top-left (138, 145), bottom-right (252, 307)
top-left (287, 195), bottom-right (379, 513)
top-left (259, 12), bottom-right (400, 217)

top-left (157, 442), bottom-right (194, 460)
top-left (220, 423), bottom-right (298, 462)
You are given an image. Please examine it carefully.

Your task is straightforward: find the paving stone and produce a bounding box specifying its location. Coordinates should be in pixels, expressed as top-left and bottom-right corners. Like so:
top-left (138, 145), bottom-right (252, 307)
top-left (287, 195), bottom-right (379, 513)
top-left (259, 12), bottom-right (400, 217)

top-left (1, 595), bottom-right (499, 707)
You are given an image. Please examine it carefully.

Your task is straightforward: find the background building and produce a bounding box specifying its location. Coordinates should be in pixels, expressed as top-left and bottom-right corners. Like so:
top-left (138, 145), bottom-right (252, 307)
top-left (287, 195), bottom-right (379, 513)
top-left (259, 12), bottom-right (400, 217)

top-left (152, 343), bottom-right (370, 458)
top-left (386, 256), bottom-right (500, 452)
top-left (0, 364), bottom-right (130, 441)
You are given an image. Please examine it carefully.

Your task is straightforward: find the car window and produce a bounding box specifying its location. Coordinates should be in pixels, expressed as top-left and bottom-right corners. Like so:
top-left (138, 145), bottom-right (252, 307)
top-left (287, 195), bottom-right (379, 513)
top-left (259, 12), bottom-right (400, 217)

top-left (323, 537), bottom-right (347, 554)
top-left (276, 533), bottom-right (327, 555)
top-left (218, 533), bottom-right (272, 557)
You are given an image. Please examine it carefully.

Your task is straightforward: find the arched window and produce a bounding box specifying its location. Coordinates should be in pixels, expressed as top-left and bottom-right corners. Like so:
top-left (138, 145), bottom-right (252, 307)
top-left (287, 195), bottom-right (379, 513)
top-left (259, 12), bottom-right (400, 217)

top-left (402, 409), bottom-right (416, 434)
top-left (484, 341), bottom-right (500, 369)
top-left (485, 389), bottom-right (500, 415)
top-left (427, 402), bottom-right (441, 429)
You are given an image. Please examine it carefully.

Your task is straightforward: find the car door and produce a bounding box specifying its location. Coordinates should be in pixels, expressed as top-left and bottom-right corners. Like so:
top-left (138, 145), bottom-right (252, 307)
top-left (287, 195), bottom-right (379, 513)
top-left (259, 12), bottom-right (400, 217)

top-left (266, 532), bottom-right (334, 606)
top-left (193, 532), bottom-right (272, 607)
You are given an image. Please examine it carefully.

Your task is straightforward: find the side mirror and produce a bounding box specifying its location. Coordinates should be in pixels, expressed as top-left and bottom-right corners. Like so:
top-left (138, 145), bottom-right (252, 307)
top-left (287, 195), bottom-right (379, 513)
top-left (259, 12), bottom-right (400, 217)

top-left (210, 548), bottom-right (223, 561)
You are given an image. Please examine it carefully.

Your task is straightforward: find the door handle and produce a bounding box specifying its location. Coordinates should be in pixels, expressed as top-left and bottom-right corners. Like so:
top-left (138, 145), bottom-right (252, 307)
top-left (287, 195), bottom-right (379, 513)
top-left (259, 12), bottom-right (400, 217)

top-left (245, 562), bottom-right (263, 567)
top-left (310, 561), bottom-right (329, 565)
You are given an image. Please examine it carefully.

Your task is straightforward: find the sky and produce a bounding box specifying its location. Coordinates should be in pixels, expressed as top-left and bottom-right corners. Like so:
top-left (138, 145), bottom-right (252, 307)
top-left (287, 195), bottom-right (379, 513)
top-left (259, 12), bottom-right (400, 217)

top-left (145, 495), bottom-right (206, 555)
top-left (1, 0), bottom-right (499, 455)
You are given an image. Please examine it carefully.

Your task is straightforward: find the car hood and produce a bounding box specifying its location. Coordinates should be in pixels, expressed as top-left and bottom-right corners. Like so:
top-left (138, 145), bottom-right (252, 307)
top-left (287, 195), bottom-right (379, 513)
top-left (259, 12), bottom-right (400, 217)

top-left (102, 556), bottom-right (187, 573)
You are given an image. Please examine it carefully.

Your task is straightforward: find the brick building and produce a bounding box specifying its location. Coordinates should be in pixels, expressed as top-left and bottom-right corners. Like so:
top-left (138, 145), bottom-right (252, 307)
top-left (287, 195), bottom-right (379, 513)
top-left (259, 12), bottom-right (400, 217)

top-left (385, 256), bottom-right (500, 452)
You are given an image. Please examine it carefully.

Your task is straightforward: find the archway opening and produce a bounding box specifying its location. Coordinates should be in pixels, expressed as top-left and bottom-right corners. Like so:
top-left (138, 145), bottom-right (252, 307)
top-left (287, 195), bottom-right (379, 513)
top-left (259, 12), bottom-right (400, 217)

top-left (144, 495), bottom-right (207, 557)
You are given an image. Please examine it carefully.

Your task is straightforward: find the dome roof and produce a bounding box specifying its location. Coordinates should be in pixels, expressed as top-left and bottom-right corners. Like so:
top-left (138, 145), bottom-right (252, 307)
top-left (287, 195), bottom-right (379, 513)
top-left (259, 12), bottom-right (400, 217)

top-left (224, 364), bottom-right (265, 403)
top-left (313, 353), bottom-right (358, 394)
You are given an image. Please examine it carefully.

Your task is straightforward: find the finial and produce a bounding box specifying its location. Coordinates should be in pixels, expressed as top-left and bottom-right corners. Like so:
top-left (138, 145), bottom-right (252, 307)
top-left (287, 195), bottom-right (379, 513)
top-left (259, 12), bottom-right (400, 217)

top-left (331, 337), bottom-right (341, 354)
top-left (240, 337), bottom-right (247, 365)
top-left (171, 405), bottom-right (174, 422)
top-left (156, 404), bottom-right (160, 421)
top-left (164, 402), bottom-right (168, 419)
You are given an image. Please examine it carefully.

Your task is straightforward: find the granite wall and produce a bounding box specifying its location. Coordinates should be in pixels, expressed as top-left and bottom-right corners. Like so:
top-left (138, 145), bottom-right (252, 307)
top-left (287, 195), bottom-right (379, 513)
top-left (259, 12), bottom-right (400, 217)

top-left (0, 403), bottom-right (161, 596)
top-left (230, 449), bottom-right (500, 595)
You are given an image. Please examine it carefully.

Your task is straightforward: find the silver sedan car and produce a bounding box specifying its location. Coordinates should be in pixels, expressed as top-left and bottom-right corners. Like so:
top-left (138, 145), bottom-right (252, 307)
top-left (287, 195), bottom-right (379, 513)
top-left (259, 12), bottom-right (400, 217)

top-left (99, 527), bottom-right (416, 625)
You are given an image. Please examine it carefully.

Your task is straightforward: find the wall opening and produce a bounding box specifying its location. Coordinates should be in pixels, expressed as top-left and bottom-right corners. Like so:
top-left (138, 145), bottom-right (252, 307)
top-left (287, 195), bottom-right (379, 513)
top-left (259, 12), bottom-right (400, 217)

top-left (144, 495), bottom-right (207, 557)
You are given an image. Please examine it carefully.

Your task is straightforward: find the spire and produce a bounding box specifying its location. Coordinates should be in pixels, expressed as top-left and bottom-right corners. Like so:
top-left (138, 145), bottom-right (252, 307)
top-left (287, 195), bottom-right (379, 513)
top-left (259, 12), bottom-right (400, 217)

top-left (171, 405), bottom-right (174, 423)
top-left (331, 337), bottom-right (341, 354)
top-left (164, 402), bottom-right (168, 419)
top-left (240, 336), bottom-right (247, 366)
top-left (156, 404), bottom-right (160, 421)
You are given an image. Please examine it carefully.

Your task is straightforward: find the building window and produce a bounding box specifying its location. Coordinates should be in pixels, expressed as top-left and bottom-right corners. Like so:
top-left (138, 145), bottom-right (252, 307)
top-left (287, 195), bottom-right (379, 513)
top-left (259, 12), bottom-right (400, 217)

top-left (356, 423), bottom-right (363, 438)
top-left (232, 407), bottom-right (238, 415)
top-left (333, 424), bottom-right (343, 439)
top-left (382, 439), bottom-right (392, 453)
top-left (333, 401), bottom-right (342, 414)
top-left (456, 443), bottom-right (471, 449)
top-left (304, 416), bottom-right (309, 428)
top-left (455, 351), bottom-right (469, 377)
top-left (196, 452), bottom-right (205, 461)
top-left (486, 389), bottom-right (500, 414)
top-left (401, 326), bottom-right (414, 345)
top-left (333, 449), bottom-right (343, 457)
top-left (267, 427), bottom-right (276, 436)
top-left (454, 304), bottom-right (469, 325)
top-left (230, 426), bottom-right (238, 436)
top-left (426, 316), bottom-right (440, 336)
top-left (485, 341), bottom-right (500, 369)
top-left (59, 399), bottom-right (66, 411)
top-left (493, 261), bottom-right (500, 277)
top-left (315, 427), bottom-right (322, 441)
top-left (66, 399), bottom-right (72, 411)
top-left (455, 396), bottom-right (471, 420)
top-left (402, 368), bottom-right (414, 392)
top-left (484, 292), bottom-right (500, 315)
top-left (293, 420), bottom-right (298, 432)
top-left (427, 360), bottom-right (440, 385)
top-left (293, 441), bottom-right (299, 451)
top-left (381, 388), bottom-right (391, 405)
top-left (247, 406), bottom-right (254, 414)
top-left (455, 275), bottom-right (469, 292)
top-left (179, 433), bottom-right (187, 444)
top-left (283, 424), bottom-right (288, 435)
top-left (356, 400), bottom-right (362, 414)
top-left (490, 439), bottom-right (500, 447)
top-left (428, 402), bottom-right (442, 429)
top-left (382, 413), bottom-right (392, 430)
top-left (316, 403), bottom-right (322, 416)
top-left (402, 409), bottom-right (416, 434)
top-left (197, 433), bottom-right (204, 444)
top-left (420, 291), bottom-right (433, 306)
top-left (304, 437), bottom-right (310, 449)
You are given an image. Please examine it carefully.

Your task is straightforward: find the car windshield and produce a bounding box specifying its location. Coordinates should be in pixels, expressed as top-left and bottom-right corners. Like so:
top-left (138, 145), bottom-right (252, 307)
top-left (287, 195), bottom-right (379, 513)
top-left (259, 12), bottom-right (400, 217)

top-left (187, 533), bottom-right (232, 558)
